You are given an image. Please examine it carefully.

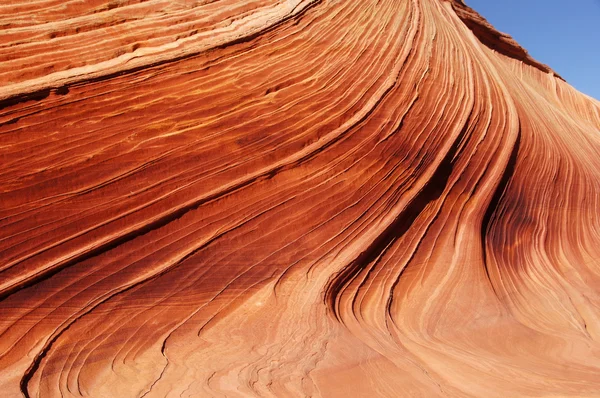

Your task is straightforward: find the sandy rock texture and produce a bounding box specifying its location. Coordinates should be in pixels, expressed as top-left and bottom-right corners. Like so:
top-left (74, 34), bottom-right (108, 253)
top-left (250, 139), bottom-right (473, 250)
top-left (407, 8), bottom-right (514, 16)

top-left (2, 0), bottom-right (600, 397)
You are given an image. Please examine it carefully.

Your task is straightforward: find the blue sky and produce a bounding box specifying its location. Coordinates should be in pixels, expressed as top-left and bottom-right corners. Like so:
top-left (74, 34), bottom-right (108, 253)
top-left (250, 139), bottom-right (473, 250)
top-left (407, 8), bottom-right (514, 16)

top-left (465, 0), bottom-right (600, 100)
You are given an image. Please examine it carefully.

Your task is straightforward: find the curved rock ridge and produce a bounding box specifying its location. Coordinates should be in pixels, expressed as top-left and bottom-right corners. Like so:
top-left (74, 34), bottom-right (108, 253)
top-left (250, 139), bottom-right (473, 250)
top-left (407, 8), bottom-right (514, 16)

top-left (1, 0), bottom-right (600, 397)
top-left (449, 1), bottom-right (564, 80)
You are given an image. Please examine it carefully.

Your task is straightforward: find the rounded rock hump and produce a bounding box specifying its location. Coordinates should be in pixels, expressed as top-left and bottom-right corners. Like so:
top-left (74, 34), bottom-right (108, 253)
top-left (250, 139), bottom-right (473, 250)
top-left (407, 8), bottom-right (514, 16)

top-left (1, 1), bottom-right (600, 397)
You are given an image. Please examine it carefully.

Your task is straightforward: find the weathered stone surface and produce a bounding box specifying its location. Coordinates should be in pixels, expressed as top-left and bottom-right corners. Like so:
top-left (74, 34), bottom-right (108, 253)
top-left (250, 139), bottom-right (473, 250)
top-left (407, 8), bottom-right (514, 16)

top-left (1, 1), bottom-right (600, 396)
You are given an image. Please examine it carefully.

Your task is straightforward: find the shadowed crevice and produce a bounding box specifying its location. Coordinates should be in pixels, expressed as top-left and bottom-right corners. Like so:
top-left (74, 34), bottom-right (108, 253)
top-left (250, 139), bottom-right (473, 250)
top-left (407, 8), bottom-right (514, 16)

top-left (480, 120), bottom-right (522, 295)
top-left (325, 121), bottom-right (471, 321)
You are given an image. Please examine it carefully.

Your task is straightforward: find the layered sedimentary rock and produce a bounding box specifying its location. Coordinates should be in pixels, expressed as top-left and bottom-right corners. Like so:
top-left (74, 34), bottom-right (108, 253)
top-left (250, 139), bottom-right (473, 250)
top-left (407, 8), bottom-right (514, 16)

top-left (2, 0), bottom-right (600, 396)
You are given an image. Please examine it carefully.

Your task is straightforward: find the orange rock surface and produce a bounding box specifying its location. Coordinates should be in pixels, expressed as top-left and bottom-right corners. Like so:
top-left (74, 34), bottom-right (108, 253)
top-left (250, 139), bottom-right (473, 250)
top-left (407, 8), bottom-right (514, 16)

top-left (2, 0), bottom-right (600, 397)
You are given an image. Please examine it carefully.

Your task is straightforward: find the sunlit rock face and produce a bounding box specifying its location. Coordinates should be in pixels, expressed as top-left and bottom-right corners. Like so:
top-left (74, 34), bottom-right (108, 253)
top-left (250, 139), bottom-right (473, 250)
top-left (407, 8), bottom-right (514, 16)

top-left (2, 0), bottom-right (600, 397)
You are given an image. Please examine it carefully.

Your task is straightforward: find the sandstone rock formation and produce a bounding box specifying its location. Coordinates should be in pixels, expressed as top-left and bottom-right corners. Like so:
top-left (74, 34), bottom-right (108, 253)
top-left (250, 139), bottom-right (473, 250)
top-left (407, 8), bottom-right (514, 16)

top-left (2, 0), bottom-right (600, 397)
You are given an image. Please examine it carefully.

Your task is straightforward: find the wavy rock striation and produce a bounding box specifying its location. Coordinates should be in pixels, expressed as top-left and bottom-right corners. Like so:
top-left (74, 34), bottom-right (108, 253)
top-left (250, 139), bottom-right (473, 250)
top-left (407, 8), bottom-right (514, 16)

top-left (2, 0), bottom-right (600, 397)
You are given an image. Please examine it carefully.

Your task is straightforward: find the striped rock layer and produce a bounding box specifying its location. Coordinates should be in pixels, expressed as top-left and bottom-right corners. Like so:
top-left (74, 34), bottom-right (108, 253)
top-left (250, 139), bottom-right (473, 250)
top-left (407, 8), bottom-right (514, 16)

top-left (2, 0), bottom-right (600, 397)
